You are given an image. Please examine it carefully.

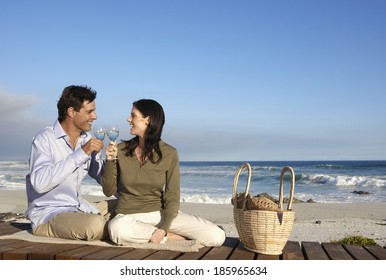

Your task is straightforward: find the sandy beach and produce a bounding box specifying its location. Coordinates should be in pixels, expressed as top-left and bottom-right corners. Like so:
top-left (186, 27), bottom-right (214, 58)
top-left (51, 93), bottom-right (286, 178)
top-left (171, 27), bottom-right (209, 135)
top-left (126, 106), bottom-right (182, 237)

top-left (1, 189), bottom-right (385, 246)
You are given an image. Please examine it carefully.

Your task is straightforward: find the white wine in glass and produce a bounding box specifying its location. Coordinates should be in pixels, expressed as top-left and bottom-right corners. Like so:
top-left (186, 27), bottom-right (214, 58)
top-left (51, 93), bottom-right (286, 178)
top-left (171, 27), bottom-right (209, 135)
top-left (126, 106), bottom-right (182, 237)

top-left (107, 125), bottom-right (119, 160)
top-left (107, 125), bottom-right (119, 142)
top-left (93, 126), bottom-right (106, 159)
top-left (93, 126), bottom-right (106, 141)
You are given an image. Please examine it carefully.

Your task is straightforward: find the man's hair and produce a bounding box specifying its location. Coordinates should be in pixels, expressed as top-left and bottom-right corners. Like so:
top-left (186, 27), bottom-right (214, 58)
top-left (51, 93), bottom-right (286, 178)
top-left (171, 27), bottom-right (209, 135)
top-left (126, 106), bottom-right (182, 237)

top-left (57, 85), bottom-right (97, 122)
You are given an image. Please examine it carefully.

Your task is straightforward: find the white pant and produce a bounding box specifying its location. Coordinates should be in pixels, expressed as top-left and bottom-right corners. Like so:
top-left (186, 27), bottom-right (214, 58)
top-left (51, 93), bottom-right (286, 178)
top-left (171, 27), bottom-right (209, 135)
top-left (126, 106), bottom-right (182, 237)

top-left (108, 211), bottom-right (226, 247)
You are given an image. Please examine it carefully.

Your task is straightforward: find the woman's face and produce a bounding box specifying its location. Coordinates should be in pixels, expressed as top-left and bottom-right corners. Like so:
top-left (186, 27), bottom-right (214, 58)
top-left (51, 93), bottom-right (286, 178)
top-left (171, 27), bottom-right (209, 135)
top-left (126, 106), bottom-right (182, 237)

top-left (127, 106), bottom-right (149, 137)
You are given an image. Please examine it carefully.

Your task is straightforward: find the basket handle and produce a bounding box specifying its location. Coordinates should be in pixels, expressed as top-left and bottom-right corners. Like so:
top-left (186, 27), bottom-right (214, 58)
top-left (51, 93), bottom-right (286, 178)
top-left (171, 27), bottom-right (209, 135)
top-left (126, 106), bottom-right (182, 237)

top-left (279, 166), bottom-right (295, 211)
top-left (232, 163), bottom-right (252, 210)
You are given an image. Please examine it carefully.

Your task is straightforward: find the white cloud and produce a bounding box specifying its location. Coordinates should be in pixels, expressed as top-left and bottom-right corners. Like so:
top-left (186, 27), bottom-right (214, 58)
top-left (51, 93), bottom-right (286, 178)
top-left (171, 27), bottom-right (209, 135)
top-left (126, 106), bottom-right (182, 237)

top-left (0, 89), bottom-right (48, 160)
top-left (0, 91), bottom-right (36, 113)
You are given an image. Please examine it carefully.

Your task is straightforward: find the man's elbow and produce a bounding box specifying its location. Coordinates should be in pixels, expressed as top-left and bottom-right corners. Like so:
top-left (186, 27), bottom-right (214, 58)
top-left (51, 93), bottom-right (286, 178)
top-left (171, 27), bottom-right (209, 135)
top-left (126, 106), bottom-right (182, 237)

top-left (27, 175), bottom-right (52, 194)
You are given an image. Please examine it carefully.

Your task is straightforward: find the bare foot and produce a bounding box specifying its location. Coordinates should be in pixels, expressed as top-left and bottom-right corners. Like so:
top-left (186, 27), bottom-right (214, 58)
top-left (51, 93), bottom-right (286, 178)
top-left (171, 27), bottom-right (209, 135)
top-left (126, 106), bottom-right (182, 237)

top-left (167, 232), bottom-right (187, 241)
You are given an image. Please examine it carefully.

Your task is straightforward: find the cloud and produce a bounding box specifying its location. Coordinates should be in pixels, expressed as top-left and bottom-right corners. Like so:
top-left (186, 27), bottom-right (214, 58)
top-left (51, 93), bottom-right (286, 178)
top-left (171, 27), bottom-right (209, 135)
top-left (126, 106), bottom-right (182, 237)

top-left (0, 92), bottom-right (36, 113)
top-left (0, 89), bottom-right (48, 160)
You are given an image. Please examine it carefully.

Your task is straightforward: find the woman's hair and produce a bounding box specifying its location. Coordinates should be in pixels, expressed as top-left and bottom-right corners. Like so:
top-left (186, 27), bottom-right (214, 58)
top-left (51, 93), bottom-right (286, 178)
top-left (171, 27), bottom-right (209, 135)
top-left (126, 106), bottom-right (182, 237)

top-left (123, 99), bottom-right (165, 164)
top-left (57, 85), bottom-right (97, 122)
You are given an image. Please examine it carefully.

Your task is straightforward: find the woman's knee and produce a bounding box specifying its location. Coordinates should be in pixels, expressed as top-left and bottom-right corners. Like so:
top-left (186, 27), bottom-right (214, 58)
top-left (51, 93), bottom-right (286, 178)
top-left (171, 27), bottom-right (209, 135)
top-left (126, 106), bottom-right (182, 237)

top-left (108, 215), bottom-right (140, 244)
top-left (108, 214), bottom-right (157, 244)
top-left (108, 215), bottom-right (127, 244)
top-left (205, 226), bottom-right (226, 247)
top-left (192, 224), bottom-right (226, 247)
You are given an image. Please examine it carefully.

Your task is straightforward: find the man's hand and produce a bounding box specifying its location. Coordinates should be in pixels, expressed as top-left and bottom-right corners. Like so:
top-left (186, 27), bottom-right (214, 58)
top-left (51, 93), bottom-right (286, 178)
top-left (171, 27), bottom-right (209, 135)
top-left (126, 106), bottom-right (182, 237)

top-left (150, 228), bottom-right (166, 244)
top-left (82, 138), bottom-right (104, 155)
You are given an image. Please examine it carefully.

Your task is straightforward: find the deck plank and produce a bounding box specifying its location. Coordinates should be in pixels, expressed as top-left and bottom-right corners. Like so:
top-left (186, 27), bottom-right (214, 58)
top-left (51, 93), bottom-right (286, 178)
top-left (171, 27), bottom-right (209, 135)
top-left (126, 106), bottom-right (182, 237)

top-left (343, 244), bottom-right (377, 260)
top-left (282, 241), bottom-right (304, 260)
top-left (256, 253), bottom-right (280, 260)
top-left (82, 247), bottom-right (135, 260)
top-left (228, 241), bottom-right (255, 260)
top-left (201, 237), bottom-right (239, 260)
top-left (322, 243), bottom-right (353, 260)
top-left (110, 249), bottom-right (157, 260)
top-left (28, 243), bottom-right (87, 260)
top-left (302, 242), bottom-right (329, 260)
top-left (144, 250), bottom-right (182, 260)
top-left (364, 245), bottom-right (386, 260)
top-left (0, 240), bottom-right (37, 259)
top-left (55, 245), bottom-right (113, 260)
top-left (175, 246), bottom-right (212, 260)
top-left (2, 242), bottom-right (46, 260)
top-left (2, 242), bottom-right (84, 260)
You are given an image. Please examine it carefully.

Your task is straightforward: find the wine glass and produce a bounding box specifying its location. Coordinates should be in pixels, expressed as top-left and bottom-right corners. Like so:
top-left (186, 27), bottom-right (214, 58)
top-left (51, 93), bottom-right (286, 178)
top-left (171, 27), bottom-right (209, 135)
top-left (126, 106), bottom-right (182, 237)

top-left (93, 126), bottom-right (106, 141)
top-left (107, 125), bottom-right (119, 142)
top-left (106, 125), bottom-right (119, 160)
top-left (93, 126), bottom-right (106, 159)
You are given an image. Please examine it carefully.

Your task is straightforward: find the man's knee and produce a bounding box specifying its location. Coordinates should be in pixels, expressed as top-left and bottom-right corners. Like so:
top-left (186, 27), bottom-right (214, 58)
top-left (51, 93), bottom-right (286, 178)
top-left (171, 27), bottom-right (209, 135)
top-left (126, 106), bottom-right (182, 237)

top-left (82, 214), bottom-right (107, 240)
top-left (41, 212), bottom-right (107, 241)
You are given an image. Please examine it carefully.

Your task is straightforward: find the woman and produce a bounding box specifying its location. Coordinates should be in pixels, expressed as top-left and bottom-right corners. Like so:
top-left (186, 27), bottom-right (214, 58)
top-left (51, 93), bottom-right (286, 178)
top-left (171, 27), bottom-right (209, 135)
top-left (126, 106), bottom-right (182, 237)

top-left (102, 99), bottom-right (226, 246)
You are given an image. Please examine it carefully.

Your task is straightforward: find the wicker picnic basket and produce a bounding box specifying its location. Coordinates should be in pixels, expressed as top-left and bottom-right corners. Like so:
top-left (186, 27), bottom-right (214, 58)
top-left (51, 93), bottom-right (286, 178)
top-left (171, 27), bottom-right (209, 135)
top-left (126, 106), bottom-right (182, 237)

top-left (232, 163), bottom-right (296, 255)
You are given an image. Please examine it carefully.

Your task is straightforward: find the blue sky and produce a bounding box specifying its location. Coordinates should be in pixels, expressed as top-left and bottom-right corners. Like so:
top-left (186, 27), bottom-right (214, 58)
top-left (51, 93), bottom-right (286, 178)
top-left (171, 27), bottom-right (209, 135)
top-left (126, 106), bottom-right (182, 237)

top-left (1, 0), bottom-right (385, 161)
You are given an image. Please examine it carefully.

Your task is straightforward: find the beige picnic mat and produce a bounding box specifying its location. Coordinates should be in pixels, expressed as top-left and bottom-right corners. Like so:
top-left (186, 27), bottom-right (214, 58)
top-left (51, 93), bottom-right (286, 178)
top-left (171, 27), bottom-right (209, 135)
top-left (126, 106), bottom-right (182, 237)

top-left (0, 224), bottom-right (204, 253)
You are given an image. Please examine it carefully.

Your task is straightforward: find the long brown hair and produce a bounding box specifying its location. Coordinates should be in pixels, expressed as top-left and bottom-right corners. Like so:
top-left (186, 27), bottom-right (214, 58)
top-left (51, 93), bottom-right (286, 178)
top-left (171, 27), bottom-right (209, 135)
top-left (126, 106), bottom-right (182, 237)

top-left (123, 99), bottom-right (165, 164)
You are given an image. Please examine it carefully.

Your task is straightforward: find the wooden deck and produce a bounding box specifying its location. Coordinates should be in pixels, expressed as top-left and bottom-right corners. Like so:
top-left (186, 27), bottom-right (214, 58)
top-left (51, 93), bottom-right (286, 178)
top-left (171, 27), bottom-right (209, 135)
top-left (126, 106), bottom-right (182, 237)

top-left (1, 221), bottom-right (385, 260)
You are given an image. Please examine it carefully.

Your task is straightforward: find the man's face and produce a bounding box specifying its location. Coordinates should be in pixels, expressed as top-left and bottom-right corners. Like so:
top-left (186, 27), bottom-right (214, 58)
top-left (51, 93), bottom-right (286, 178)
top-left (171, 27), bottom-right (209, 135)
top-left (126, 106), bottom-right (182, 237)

top-left (72, 100), bottom-right (97, 132)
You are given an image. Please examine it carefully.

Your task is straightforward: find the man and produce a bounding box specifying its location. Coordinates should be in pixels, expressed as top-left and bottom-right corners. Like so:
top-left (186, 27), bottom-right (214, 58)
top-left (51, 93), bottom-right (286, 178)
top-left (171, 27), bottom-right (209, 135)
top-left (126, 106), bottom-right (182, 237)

top-left (25, 85), bottom-right (111, 240)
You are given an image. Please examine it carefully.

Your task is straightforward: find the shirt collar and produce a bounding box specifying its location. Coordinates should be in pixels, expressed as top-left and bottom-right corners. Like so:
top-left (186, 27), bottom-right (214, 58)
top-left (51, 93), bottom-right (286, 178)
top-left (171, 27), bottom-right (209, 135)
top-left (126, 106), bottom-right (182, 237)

top-left (53, 120), bottom-right (88, 141)
top-left (53, 120), bottom-right (66, 139)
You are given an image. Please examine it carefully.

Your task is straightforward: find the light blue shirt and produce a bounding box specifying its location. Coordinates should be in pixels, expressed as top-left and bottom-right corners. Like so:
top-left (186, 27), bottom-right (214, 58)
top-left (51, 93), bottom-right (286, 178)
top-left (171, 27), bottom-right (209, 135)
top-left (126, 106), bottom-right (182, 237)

top-left (25, 120), bottom-right (105, 228)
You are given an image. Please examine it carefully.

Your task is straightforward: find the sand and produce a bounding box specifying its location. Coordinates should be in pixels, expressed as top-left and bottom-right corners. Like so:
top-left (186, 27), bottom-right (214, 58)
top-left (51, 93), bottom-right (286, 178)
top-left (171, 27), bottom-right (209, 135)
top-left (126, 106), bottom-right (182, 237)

top-left (1, 189), bottom-right (385, 246)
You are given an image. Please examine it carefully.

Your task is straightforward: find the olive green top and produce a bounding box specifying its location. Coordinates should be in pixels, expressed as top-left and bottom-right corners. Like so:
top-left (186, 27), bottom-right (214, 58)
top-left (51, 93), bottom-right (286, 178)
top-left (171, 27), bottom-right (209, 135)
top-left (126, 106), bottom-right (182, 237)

top-left (101, 140), bottom-right (180, 233)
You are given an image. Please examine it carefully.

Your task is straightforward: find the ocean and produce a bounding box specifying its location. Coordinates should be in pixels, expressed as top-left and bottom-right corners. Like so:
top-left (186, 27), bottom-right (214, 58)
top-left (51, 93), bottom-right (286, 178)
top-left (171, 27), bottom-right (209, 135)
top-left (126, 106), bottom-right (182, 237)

top-left (1, 160), bottom-right (385, 204)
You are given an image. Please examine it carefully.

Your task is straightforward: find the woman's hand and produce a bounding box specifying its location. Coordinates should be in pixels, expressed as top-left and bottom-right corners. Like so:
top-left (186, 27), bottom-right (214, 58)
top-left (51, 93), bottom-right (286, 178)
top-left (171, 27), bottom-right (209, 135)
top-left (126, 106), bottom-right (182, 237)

top-left (149, 228), bottom-right (166, 244)
top-left (105, 141), bottom-right (118, 161)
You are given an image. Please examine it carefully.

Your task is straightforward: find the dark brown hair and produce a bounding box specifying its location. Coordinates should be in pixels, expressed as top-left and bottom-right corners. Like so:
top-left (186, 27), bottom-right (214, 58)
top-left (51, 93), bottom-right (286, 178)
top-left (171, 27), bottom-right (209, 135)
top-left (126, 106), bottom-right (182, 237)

top-left (123, 99), bottom-right (165, 164)
top-left (57, 85), bottom-right (97, 122)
